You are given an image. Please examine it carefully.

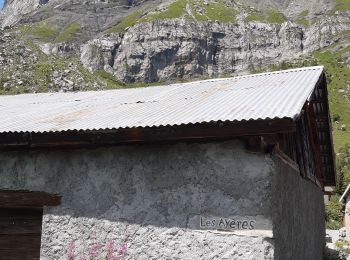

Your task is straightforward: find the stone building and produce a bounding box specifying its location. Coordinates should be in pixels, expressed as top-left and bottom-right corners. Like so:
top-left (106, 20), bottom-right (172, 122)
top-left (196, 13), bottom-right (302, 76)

top-left (0, 66), bottom-right (335, 259)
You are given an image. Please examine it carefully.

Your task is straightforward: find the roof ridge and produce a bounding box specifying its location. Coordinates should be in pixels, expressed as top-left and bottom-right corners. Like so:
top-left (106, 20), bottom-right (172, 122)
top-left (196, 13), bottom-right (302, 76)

top-left (175, 66), bottom-right (324, 86)
top-left (0, 66), bottom-right (325, 98)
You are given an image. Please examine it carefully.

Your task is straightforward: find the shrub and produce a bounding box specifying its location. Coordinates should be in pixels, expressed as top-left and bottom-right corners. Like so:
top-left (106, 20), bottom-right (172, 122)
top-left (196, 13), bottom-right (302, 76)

top-left (325, 195), bottom-right (343, 230)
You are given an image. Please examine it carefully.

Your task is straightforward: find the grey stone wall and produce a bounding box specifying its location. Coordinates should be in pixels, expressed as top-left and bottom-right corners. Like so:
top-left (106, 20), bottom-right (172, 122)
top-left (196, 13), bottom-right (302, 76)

top-left (272, 155), bottom-right (325, 260)
top-left (0, 140), bottom-right (274, 259)
top-left (0, 140), bottom-right (325, 259)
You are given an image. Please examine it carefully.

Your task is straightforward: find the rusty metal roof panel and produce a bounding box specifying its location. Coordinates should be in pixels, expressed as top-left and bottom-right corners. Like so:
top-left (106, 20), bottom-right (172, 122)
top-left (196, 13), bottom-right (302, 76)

top-left (0, 66), bottom-right (324, 133)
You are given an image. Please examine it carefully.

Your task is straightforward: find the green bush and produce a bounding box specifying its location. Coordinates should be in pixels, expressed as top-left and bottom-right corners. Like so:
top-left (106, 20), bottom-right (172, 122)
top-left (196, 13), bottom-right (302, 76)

top-left (325, 195), bottom-right (343, 230)
top-left (335, 240), bottom-right (349, 249)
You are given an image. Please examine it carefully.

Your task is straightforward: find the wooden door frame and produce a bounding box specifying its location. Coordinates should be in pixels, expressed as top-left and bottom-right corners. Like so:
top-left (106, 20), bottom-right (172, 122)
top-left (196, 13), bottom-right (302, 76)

top-left (0, 190), bottom-right (61, 208)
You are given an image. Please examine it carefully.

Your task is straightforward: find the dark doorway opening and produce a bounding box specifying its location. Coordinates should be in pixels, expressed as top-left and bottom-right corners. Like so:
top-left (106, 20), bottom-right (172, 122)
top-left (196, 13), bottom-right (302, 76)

top-left (0, 207), bottom-right (43, 260)
top-left (0, 190), bottom-right (61, 260)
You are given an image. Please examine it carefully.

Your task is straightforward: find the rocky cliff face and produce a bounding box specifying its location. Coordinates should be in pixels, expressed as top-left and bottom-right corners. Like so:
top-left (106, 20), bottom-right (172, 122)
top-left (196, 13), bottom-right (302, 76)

top-left (81, 13), bottom-right (349, 83)
top-left (81, 20), bottom-right (305, 82)
top-left (1, 0), bottom-right (49, 28)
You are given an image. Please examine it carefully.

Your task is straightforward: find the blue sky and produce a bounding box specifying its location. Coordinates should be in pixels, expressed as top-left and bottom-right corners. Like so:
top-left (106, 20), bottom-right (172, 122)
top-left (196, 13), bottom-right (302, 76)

top-left (0, 0), bottom-right (3, 9)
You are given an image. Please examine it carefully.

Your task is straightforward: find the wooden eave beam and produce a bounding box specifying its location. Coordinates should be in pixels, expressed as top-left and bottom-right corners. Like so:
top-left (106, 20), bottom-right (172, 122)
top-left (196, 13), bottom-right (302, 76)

top-left (0, 190), bottom-right (61, 208)
top-left (0, 119), bottom-right (296, 150)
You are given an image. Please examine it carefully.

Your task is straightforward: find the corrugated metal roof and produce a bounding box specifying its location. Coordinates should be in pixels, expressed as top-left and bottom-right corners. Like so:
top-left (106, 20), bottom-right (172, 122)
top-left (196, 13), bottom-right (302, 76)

top-left (0, 66), bottom-right (324, 133)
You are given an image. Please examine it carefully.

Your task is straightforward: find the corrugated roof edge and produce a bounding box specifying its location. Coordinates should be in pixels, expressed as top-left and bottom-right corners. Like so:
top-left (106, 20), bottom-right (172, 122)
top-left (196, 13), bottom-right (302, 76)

top-left (0, 116), bottom-right (295, 134)
top-left (172, 65), bottom-right (324, 86)
top-left (0, 66), bottom-right (324, 98)
top-left (1, 117), bottom-right (293, 134)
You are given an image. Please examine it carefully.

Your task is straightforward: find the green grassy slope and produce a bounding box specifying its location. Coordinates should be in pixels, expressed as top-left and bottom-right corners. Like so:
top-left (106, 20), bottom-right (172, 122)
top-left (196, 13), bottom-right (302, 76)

top-left (105, 0), bottom-right (243, 33)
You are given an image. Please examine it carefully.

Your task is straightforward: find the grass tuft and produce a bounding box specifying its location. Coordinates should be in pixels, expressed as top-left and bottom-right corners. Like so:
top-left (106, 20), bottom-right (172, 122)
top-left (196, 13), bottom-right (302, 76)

top-left (27, 21), bottom-right (58, 42)
top-left (55, 22), bottom-right (81, 43)
top-left (296, 18), bottom-right (309, 28)
top-left (296, 10), bottom-right (309, 27)
top-left (203, 2), bottom-right (236, 23)
top-left (299, 10), bottom-right (309, 17)
top-left (33, 63), bottom-right (52, 92)
top-left (266, 9), bottom-right (286, 24)
top-left (106, 10), bottom-right (144, 33)
top-left (333, 0), bottom-right (350, 12)
top-left (140, 0), bottom-right (187, 22)
top-left (245, 11), bottom-right (265, 23)
top-left (94, 69), bottom-right (125, 89)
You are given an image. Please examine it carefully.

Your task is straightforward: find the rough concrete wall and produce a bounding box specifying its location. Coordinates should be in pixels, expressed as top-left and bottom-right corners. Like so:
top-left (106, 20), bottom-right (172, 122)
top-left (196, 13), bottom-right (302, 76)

top-left (0, 140), bottom-right (274, 260)
top-left (272, 154), bottom-right (325, 260)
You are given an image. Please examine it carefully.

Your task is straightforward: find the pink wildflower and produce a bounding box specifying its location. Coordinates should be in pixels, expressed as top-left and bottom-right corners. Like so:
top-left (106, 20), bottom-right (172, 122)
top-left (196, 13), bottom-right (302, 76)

top-left (66, 241), bottom-right (75, 260)
top-left (117, 242), bottom-right (128, 257)
top-left (88, 242), bottom-right (103, 259)
top-left (106, 241), bottom-right (114, 260)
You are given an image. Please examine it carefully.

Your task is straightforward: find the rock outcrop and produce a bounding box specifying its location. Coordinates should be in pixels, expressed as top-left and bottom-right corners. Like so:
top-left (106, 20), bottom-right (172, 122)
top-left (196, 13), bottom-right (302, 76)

top-left (1, 0), bottom-right (49, 28)
top-left (81, 20), bottom-right (305, 82)
top-left (80, 13), bottom-right (350, 83)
